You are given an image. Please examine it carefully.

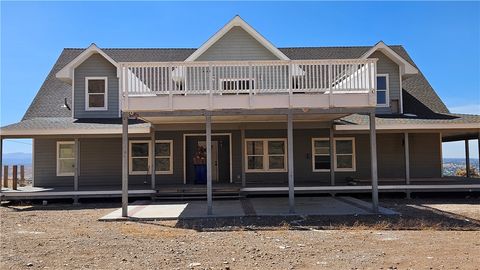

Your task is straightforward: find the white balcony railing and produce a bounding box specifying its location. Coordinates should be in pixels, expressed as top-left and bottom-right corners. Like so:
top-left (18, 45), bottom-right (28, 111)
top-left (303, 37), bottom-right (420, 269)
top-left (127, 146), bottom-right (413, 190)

top-left (120, 59), bottom-right (377, 111)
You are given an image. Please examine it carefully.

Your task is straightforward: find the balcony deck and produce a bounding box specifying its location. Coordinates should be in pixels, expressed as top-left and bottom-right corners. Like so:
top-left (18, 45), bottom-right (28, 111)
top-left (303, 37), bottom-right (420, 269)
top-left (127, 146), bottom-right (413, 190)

top-left (121, 59), bottom-right (377, 112)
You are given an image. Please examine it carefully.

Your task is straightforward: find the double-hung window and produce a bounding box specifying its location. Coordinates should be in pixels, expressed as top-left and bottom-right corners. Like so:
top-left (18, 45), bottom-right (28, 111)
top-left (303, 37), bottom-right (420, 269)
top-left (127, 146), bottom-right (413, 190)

top-left (129, 140), bottom-right (173, 175)
top-left (245, 139), bottom-right (287, 172)
top-left (155, 140), bottom-right (173, 174)
top-left (311, 138), bottom-right (356, 172)
top-left (376, 74), bottom-right (389, 107)
top-left (57, 141), bottom-right (76, 176)
top-left (85, 77), bottom-right (108, 110)
top-left (312, 138), bottom-right (330, 172)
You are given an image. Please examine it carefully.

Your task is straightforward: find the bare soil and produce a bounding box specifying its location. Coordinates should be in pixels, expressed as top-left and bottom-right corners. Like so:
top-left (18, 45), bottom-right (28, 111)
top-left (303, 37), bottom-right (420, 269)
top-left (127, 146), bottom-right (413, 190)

top-left (1, 197), bottom-right (479, 270)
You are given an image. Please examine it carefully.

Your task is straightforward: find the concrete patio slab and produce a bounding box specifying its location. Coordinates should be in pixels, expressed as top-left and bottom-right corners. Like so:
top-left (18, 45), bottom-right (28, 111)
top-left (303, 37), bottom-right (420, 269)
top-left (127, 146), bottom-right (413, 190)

top-left (99, 196), bottom-right (398, 221)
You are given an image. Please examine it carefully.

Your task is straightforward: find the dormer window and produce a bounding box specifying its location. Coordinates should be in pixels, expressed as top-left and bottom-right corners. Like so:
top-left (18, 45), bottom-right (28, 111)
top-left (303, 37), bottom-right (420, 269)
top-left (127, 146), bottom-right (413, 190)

top-left (376, 74), bottom-right (389, 107)
top-left (85, 77), bottom-right (108, 111)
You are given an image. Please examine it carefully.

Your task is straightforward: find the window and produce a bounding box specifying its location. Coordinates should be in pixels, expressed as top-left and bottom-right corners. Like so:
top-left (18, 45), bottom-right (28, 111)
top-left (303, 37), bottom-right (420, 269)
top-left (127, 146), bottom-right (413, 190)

top-left (376, 74), bottom-right (389, 107)
top-left (129, 141), bottom-right (150, 175)
top-left (334, 138), bottom-right (356, 171)
top-left (85, 77), bottom-right (108, 110)
top-left (221, 78), bottom-right (254, 92)
top-left (57, 141), bottom-right (76, 176)
top-left (155, 140), bottom-right (173, 174)
top-left (312, 138), bottom-right (330, 172)
top-left (311, 138), bottom-right (356, 172)
top-left (129, 140), bottom-right (173, 175)
top-left (245, 139), bottom-right (287, 172)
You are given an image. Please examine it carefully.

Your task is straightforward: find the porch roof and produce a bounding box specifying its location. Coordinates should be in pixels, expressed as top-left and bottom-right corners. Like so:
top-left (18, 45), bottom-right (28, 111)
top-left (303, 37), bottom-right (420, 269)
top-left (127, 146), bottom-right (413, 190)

top-left (0, 117), bottom-right (150, 137)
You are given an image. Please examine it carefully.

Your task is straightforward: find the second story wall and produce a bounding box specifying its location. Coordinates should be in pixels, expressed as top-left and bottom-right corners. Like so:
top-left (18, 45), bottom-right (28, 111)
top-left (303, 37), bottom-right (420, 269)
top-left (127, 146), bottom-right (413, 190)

top-left (369, 51), bottom-right (401, 114)
top-left (196, 26), bottom-right (279, 61)
top-left (73, 53), bottom-right (119, 118)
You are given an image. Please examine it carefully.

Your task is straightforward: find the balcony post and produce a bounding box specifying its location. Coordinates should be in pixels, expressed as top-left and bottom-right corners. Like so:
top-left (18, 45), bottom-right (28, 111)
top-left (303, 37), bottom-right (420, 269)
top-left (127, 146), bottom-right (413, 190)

top-left (328, 64), bottom-right (333, 107)
top-left (248, 62), bottom-right (253, 108)
top-left (241, 127), bottom-right (246, 187)
top-left (208, 64), bottom-right (213, 110)
top-left (287, 111), bottom-right (295, 213)
top-left (206, 113), bottom-right (213, 215)
top-left (122, 112), bottom-right (129, 217)
top-left (404, 132), bottom-right (410, 185)
top-left (369, 112), bottom-right (379, 213)
top-left (288, 62), bottom-right (293, 107)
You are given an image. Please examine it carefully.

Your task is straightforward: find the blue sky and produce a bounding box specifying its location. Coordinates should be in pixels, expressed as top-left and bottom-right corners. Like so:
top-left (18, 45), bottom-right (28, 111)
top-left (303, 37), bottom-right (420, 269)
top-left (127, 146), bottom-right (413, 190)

top-left (0, 1), bottom-right (479, 158)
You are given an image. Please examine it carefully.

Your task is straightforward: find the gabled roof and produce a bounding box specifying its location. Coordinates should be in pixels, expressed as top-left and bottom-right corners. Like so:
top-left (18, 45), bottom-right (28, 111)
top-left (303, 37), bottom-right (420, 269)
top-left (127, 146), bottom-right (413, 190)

top-left (361, 41), bottom-right (418, 75)
top-left (184, 15), bottom-right (290, 61)
top-left (56, 43), bottom-right (120, 83)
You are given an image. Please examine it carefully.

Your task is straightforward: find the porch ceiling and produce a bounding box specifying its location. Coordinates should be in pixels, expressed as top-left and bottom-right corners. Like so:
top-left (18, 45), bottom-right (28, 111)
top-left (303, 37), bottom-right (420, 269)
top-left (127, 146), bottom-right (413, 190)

top-left (141, 113), bottom-right (348, 124)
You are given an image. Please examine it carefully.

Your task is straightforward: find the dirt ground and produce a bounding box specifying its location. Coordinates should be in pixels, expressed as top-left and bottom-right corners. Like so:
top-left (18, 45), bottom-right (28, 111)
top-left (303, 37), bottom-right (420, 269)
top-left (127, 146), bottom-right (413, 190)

top-left (1, 196), bottom-right (479, 270)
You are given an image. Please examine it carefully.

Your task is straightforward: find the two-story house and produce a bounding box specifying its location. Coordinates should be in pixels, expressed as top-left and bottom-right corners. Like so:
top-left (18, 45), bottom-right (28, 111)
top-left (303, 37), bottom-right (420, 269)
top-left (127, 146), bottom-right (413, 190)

top-left (1, 16), bottom-right (479, 216)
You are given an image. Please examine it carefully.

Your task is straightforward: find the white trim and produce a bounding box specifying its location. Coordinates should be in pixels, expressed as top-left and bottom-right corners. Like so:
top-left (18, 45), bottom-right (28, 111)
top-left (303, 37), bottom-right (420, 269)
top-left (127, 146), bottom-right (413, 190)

top-left (311, 137), bottom-right (356, 172)
top-left (361, 41), bottom-right (418, 75)
top-left (71, 69), bottom-right (75, 118)
top-left (244, 138), bottom-right (288, 173)
top-left (56, 141), bottom-right (76, 177)
top-left (399, 68), bottom-right (404, 114)
top-left (335, 123), bottom-right (480, 131)
top-left (32, 138), bottom-right (35, 186)
top-left (185, 16), bottom-right (290, 62)
top-left (154, 140), bottom-right (174, 174)
top-left (182, 133), bottom-right (233, 184)
top-left (376, 74), bottom-right (389, 107)
top-left (334, 137), bottom-right (356, 172)
top-left (56, 43), bottom-right (120, 83)
top-left (129, 140), bottom-right (151, 175)
top-left (311, 138), bottom-right (330, 172)
top-left (85, 76), bottom-right (108, 111)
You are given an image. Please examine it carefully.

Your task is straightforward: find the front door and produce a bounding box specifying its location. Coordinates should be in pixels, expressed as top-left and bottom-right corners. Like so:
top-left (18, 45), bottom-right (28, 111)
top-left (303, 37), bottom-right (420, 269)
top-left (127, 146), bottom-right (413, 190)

top-left (186, 135), bottom-right (230, 184)
top-left (198, 140), bottom-right (219, 182)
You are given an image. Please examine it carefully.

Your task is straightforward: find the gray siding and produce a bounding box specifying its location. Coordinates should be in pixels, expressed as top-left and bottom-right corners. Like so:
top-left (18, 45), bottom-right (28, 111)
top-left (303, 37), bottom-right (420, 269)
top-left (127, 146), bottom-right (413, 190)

top-left (369, 51), bottom-right (401, 114)
top-left (409, 133), bottom-right (442, 178)
top-left (196, 26), bottom-right (279, 61)
top-left (73, 53), bottom-right (119, 119)
top-left (32, 131), bottom-right (442, 188)
top-left (34, 139), bottom-right (74, 188)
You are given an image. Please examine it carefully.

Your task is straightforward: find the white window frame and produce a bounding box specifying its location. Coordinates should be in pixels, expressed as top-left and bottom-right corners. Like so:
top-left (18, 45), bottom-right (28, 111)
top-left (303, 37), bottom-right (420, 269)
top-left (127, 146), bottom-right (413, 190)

top-left (244, 138), bottom-right (287, 173)
top-left (85, 76), bottom-right (108, 111)
top-left (311, 137), bottom-right (356, 172)
top-left (56, 141), bottom-right (76, 177)
top-left (129, 140), bottom-right (151, 175)
top-left (376, 74), bottom-right (389, 107)
top-left (334, 137), bottom-right (356, 172)
top-left (155, 140), bottom-right (173, 174)
top-left (311, 138), bottom-right (331, 172)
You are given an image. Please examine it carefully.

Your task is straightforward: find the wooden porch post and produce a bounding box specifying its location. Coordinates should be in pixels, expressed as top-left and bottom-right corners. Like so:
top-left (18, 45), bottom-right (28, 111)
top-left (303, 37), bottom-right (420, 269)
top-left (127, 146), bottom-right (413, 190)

top-left (122, 112), bottom-right (129, 217)
top-left (151, 128), bottom-right (156, 190)
top-left (240, 127), bottom-right (246, 187)
top-left (465, 139), bottom-right (470, 178)
top-left (329, 123), bottom-right (335, 186)
top-left (74, 138), bottom-right (79, 191)
top-left (369, 112), bottom-right (379, 213)
top-left (404, 133), bottom-right (410, 185)
top-left (287, 111), bottom-right (295, 213)
top-left (206, 114), bottom-right (213, 215)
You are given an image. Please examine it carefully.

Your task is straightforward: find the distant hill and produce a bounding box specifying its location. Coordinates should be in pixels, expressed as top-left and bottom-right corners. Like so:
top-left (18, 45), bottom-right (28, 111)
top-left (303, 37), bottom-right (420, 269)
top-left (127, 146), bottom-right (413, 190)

top-left (3, 152), bottom-right (32, 165)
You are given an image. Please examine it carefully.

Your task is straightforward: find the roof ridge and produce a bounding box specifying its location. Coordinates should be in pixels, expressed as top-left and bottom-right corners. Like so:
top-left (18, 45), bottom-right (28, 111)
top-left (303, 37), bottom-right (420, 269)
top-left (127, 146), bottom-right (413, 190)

top-left (62, 45), bottom-right (406, 50)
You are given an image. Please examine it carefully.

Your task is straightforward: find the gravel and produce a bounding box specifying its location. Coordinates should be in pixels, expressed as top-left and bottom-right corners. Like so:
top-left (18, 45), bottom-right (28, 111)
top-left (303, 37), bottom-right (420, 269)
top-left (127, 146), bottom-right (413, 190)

top-left (1, 198), bottom-right (479, 269)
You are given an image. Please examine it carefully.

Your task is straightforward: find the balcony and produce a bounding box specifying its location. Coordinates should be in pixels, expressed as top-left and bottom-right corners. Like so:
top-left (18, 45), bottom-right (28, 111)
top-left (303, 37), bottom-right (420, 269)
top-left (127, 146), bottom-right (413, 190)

top-left (120, 59), bottom-right (377, 112)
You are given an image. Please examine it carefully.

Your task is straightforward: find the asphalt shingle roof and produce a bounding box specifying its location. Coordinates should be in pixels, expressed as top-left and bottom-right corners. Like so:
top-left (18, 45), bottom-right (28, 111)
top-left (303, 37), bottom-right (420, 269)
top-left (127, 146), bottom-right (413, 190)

top-left (3, 45), bottom-right (474, 135)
